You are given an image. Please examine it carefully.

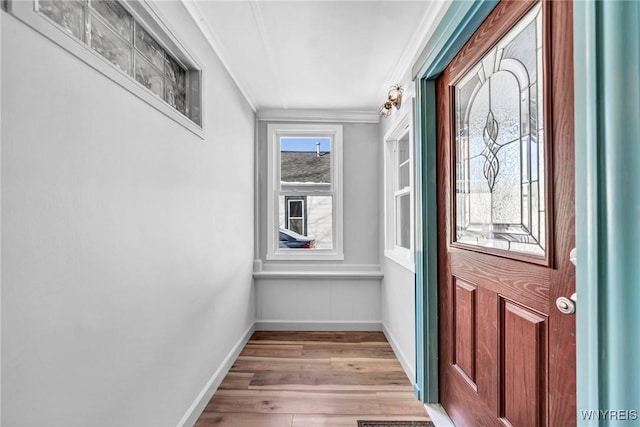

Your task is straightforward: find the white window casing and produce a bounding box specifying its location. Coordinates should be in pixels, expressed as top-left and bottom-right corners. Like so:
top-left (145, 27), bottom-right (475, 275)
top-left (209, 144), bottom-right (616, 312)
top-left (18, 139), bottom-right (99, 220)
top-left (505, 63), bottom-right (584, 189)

top-left (267, 123), bottom-right (344, 261)
top-left (384, 112), bottom-right (415, 271)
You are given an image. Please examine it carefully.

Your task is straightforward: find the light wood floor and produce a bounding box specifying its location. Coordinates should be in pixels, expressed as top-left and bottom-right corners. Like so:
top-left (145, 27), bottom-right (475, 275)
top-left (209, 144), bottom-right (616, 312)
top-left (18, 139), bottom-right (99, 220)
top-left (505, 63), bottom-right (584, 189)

top-left (195, 331), bottom-right (431, 427)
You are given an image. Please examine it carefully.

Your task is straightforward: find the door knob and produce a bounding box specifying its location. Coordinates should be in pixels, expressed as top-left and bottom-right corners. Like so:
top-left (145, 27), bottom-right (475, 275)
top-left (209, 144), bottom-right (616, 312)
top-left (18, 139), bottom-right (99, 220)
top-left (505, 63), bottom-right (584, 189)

top-left (556, 293), bottom-right (577, 315)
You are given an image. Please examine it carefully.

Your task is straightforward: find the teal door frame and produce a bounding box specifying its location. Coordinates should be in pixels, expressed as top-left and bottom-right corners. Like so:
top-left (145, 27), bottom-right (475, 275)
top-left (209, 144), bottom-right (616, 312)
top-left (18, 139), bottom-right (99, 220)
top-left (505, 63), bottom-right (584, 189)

top-left (574, 1), bottom-right (640, 423)
top-left (414, 0), bottom-right (640, 420)
top-left (412, 0), bottom-right (498, 402)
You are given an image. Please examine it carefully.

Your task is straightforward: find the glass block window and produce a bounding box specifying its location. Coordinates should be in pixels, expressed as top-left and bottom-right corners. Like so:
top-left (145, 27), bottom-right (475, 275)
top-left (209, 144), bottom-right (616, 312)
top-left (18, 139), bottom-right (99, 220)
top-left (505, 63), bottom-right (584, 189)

top-left (454, 3), bottom-right (545, 256)
top-left (38, 0), bottom-right (190, 118)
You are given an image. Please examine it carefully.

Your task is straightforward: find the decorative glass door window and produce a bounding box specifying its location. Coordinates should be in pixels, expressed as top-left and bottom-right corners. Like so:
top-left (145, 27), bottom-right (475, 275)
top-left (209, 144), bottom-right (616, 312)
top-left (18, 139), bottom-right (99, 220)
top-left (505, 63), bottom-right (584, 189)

top-left (453, 3), bottom-right (546, 257)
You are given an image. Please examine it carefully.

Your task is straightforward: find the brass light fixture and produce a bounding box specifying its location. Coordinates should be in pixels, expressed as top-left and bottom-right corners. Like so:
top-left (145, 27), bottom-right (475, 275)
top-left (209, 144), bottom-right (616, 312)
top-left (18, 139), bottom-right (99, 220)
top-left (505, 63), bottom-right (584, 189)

top-left (379, 84), bottom-right (404, 117)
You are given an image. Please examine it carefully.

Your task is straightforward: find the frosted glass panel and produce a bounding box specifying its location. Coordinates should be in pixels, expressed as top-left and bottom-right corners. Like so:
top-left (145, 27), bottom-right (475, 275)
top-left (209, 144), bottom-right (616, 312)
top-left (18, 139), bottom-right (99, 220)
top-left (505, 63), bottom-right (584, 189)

top-left (134, 52), bottom-right (163, 97)
top-left (454, 3), bottom-right (545, 257)
top-left (165, 82), bottom-right (186, 114)
top-left (166, 56), bottom-right (186, 90)
top-left (135, 24), bottom-right (165, 71)
top-left (91, 17), bottom-right (131, 74)
top-left (39, 0), bottom-right (84, 40)
top-left (91, 0), bottom-right (132, 42)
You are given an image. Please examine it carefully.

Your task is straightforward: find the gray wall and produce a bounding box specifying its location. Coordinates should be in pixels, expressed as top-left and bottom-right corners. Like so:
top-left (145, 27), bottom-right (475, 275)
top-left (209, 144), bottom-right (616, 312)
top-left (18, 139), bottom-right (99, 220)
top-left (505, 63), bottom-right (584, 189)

top-left (379, 75), bottom-right (417, 380)
top-left (1, 2), bottom-right (255, 426)
top-left (254, 120), bottom-right (383, 328)
top-left (256, 120), bottom-right (381, 265)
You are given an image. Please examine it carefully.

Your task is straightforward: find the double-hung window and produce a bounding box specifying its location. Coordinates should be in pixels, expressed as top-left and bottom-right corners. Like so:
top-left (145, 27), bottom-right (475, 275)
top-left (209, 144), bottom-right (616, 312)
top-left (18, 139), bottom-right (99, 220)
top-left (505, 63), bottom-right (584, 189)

top-left (267, 124), bottom-right (343, 260)
top-left (384, 115), bottom-right (414, 270)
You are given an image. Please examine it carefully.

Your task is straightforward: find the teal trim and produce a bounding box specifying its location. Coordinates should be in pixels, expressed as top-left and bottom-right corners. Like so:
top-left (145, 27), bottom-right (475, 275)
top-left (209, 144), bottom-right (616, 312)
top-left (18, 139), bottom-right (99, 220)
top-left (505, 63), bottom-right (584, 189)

top-left (412, 0), bottom-right (498, 404)
top-left (575, 1), bottom-right (640, 425)
top-left (412, 0), bottom-right (499, 79)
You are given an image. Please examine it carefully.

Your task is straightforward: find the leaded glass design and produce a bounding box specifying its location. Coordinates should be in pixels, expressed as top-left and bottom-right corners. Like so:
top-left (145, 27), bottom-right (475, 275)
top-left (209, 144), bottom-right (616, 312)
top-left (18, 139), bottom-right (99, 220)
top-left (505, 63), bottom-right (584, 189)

top-left (36, 0), bottom-right (189, 119)
top-left (454, 3), bottom-right (545, 256)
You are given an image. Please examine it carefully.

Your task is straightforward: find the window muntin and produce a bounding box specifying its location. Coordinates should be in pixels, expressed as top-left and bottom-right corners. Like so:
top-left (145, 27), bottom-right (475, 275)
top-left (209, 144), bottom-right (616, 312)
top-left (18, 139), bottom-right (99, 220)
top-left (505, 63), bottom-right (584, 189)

top-left (394, 132), bottom-right (411, 250)
top-left (35, 0), bottom-right (196, 122)
top-left (267, 124), bottom-right (343, 260)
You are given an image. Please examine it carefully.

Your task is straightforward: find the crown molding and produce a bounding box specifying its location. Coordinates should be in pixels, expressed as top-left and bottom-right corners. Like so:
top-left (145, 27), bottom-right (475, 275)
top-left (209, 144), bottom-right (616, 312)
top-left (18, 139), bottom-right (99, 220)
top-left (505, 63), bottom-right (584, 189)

top-left (258, 109), bottom-right (380, 124)
top-left (387, 0), bottom-right (452, 85)
top-left (181, 0), bottom-right (258, 112)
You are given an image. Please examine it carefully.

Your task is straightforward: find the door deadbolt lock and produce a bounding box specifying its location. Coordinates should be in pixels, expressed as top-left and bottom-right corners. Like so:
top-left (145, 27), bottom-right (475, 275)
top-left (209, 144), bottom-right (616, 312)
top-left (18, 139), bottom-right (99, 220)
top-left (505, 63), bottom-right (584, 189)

top-left (556, 293), bottom-right (577, 315)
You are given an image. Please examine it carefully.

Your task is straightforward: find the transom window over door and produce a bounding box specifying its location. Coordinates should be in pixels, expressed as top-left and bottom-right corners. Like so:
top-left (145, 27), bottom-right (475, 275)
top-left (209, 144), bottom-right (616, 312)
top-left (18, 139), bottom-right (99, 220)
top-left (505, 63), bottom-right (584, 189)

top-left (267, 124), bottom-right (343, 260)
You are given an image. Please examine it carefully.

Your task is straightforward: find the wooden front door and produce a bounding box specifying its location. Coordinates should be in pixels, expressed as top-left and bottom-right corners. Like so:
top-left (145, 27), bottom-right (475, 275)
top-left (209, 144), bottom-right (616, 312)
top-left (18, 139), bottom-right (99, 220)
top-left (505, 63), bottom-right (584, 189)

top-left (436, 1), bottom-right (575, 426)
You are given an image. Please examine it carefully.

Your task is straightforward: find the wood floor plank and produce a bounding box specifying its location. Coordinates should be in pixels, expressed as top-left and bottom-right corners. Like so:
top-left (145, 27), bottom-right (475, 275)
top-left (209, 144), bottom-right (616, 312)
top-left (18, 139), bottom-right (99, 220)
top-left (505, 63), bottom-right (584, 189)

top-left (231, 356), bottom-right (331, 372)
top-left (206, 390), bottom-right (382, 415)
top-left (218, 372), bottom-right (254, 390)
top-left (195, 413), bottom-right (293, 427)
top-left (291, 414), bottom-right (431, 427)
top-left (249, 340), bottom-right (391, 347)
top-left (330, 358), bottom-right (405, 373)
top-left (249, 370), bottom-right (412, 387)
top-left (301, 343), bottom-right (396, 359)
top-left (240, 344), bottom-right (304, 357)
top-left (251, 331), bottom-right (388, 343)
top-left (195, 331), bottom-right (431, 425)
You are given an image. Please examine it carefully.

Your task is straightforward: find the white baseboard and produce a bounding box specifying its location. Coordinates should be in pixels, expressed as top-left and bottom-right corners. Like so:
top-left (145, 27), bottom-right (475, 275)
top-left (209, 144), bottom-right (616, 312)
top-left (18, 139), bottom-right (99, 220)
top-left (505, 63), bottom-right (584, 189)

top-left (382, 323), bottom-right (416, 384)
top-left (255, 320), bottom-right (382, 331)
top-left (176, 323), bottom-right (255, 427)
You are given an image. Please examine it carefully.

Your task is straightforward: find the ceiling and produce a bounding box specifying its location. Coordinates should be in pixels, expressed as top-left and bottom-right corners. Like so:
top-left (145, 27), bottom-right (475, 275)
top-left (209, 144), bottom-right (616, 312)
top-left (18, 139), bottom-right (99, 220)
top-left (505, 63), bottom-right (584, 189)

top-left (183, 1), bottom-right (450, 112)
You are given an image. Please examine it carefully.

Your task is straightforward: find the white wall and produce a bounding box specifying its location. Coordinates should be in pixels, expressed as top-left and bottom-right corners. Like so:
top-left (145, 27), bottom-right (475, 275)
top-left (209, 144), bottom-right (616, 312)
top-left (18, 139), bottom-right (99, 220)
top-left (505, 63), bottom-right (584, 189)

top-left (255, 120), bottom-right (383, 329)
top-left (1, 2), bottom-right (255, 426)
top-left (379, 74), bottom-right (418, 380)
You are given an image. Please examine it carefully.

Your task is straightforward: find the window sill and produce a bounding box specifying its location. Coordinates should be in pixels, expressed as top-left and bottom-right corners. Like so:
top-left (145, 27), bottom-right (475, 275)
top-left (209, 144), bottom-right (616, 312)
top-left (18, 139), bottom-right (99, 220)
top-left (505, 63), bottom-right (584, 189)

top-left (253, 262), bottom-right (382, 280)
top-left (253, 270), bottom-right (383, 280)
top-left (384, 249), bottom-right (415, 273)
top-left (265, 250), bottom-right (345, 262)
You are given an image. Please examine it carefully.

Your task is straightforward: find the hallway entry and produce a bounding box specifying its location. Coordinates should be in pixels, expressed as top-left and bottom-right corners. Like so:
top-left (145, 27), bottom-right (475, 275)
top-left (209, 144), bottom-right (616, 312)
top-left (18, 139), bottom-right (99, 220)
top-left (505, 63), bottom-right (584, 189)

top-left (435, 1), bottom-right (576, 426)
top-left (196, 332), bottom-right (430, 426)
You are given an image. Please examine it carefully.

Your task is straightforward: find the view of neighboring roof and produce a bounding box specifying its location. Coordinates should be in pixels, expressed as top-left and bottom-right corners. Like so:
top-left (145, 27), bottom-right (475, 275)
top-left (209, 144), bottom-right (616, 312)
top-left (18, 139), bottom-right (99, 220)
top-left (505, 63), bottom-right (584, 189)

top-left (281, 151), bottom-right (331, 183)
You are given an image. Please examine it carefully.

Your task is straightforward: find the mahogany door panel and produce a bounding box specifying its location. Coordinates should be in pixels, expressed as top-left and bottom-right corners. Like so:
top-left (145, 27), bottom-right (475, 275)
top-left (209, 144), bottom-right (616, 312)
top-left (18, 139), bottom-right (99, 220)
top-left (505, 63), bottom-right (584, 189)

top-left (436, 1), bottom-right (575, 426)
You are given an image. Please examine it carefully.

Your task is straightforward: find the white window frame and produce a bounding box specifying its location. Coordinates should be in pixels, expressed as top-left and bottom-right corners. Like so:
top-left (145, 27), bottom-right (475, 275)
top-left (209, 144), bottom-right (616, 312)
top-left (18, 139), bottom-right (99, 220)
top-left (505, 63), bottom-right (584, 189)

top-left (384, 113), bottom-right (415, 271)
top-left (8, 0), bottom-right (203, 137)
top-left (267, 123), bottom-right (344, 261)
